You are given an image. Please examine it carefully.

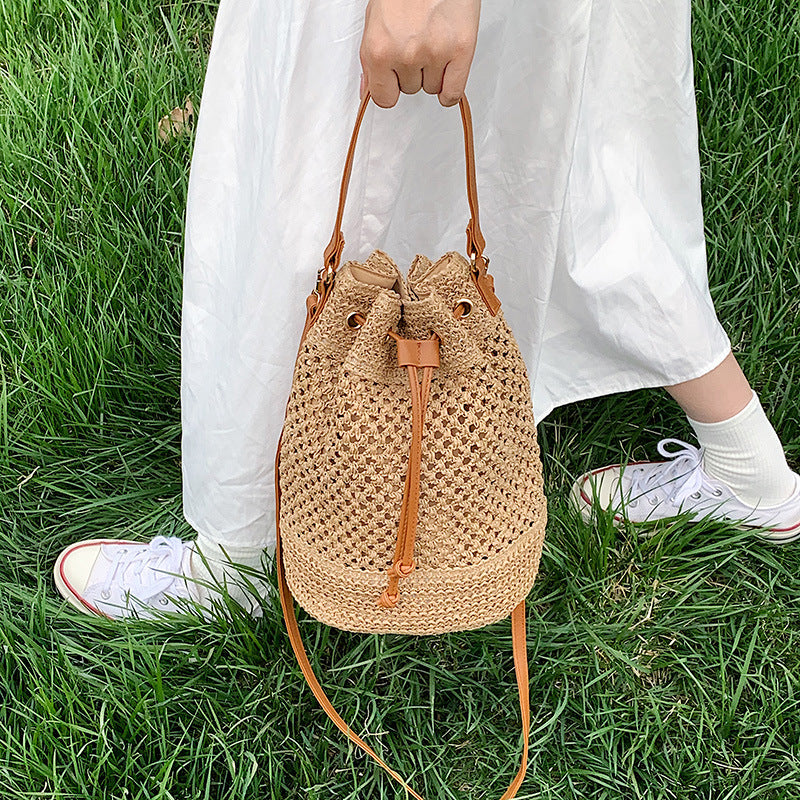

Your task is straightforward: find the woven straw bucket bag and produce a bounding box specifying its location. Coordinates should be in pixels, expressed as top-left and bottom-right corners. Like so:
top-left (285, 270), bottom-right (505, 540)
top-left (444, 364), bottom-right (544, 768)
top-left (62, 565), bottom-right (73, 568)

top-left (274, 92), bottom-right (547, 798)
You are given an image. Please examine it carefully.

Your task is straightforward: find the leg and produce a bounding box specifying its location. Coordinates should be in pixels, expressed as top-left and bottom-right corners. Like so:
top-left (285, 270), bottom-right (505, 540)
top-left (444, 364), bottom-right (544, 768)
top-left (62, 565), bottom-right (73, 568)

top-left (663, 351), bottom-right (752, 423)
top-left (555, 1), bottom-right (799, 535)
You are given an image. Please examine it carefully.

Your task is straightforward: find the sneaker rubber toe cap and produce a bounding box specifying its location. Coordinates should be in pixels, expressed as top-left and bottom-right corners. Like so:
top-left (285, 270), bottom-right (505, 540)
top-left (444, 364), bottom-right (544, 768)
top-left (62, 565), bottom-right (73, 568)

top-left (53, 539), bottom-right (137, 616)
top-left (570, 465), bottom-right (624, 523)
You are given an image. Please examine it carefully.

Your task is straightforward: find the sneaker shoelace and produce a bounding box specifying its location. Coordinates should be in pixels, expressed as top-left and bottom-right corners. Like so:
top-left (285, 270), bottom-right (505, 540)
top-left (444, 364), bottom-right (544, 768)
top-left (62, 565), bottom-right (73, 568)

top-left (98, 535), bottom-right (189, 604)
top-left (624, 438), bottom-right (724, 508)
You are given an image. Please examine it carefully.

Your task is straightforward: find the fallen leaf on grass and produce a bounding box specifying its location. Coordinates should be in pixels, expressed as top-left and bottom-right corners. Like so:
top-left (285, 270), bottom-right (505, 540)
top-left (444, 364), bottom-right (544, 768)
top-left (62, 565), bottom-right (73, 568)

top-left (158, 96), bottom-right (195, 143)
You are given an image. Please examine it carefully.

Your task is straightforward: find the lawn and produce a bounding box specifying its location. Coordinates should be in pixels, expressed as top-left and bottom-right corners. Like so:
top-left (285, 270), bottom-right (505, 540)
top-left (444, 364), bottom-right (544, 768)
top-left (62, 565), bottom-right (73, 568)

top-left (1, 1), bottom-right (799, 798)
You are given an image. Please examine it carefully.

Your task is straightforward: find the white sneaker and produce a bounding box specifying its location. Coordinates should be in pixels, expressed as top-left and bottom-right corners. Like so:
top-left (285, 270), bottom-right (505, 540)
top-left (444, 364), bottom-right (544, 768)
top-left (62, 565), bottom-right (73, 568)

top-left (570, 438), bottom-right (800, 543)
top-left (53, 535), bottom-right (271, 619)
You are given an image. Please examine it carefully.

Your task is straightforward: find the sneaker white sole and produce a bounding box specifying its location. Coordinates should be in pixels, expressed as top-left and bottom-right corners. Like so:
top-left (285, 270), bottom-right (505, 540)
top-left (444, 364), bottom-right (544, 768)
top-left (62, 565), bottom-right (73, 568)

top-left (53, 538), bottom-right (141, 618)
top-left (569, 469), bottom-right (800, 544)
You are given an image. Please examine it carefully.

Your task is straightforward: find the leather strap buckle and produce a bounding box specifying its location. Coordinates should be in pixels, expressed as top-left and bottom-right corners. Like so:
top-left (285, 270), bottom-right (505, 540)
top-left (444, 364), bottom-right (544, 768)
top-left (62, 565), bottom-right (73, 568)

top-left (470, 255), bottom-right (501, 316)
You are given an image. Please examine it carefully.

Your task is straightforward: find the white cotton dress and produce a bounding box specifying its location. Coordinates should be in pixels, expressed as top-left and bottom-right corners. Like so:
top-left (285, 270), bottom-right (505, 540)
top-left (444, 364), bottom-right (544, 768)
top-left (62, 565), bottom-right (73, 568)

top-left (180, 0), bottom-right (732, 553)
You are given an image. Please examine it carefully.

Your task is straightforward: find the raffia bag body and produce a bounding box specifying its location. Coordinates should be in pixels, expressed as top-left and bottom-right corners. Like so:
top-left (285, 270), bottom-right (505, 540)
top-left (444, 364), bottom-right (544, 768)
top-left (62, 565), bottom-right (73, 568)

top-left (275, 94), bottom-right (547, 799)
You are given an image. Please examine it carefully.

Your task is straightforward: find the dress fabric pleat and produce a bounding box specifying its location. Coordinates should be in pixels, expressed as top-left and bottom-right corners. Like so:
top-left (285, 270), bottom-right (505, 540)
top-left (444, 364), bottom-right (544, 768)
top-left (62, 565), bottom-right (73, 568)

top-left (180, 0), bottom-right (732, 549)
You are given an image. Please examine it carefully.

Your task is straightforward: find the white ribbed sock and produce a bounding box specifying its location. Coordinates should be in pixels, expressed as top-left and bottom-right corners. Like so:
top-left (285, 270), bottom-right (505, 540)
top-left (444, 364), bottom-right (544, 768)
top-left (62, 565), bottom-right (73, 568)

top-left (687, 389), bottom-right (796, 507)
top-left (189, 536), bottom-right (273, 615)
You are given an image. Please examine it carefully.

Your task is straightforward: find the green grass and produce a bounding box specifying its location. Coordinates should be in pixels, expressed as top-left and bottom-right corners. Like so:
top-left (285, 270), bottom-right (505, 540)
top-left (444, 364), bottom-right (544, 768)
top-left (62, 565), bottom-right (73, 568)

top-left (1, 1), bottom-right (799, 797)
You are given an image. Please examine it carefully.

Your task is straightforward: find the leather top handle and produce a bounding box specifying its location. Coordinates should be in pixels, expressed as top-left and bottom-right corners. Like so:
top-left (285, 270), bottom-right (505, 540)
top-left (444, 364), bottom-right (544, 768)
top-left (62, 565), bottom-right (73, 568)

top-left (321, 91), bottom-right (487, 280)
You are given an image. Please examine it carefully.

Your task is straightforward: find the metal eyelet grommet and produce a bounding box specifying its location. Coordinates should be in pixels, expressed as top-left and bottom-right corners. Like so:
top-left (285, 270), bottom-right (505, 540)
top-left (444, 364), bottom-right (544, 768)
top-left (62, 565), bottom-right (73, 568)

top-left (454, 298), bottom-right (473, 319)
top-left (101, 590), bottom-right (111, 600)
top-left (159, 597), bottom-right (169, 606)
top-left (712, 488), bottom-right (724, 497)
top-left (691, 491), bottom-right (702, 500)
top-left (346, 311), bottom-right (363, 329)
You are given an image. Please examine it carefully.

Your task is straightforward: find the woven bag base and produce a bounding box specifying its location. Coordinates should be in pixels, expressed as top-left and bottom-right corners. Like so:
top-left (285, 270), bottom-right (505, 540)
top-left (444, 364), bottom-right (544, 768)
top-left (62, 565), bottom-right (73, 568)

top-left (280, 516), bottom-right (546, 635)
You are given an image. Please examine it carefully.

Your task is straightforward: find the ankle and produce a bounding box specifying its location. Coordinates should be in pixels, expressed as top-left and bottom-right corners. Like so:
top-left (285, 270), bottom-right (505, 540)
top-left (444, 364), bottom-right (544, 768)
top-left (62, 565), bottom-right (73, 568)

top-left (188, 537), bottom-right (272, 615)
top-left (687, 390), bottom-right (796, 506)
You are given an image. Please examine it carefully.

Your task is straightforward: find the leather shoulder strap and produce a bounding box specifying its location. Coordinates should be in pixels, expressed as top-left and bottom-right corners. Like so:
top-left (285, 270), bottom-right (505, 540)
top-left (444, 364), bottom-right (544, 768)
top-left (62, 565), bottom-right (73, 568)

top-left (274, 437), bottom-right (530, 798)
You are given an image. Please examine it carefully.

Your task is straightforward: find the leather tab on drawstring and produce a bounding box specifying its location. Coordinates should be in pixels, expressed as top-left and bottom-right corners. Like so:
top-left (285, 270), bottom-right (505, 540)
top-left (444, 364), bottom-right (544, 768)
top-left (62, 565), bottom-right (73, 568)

top-left (395, 338), bottom-right (440, 368)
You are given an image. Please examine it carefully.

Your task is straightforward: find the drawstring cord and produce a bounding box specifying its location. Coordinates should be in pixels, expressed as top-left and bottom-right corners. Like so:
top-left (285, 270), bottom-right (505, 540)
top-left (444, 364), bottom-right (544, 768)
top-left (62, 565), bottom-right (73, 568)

top-left (348, 311), bottom-right (441, 609)
top-left (379, 327), bottom-right (438, 608)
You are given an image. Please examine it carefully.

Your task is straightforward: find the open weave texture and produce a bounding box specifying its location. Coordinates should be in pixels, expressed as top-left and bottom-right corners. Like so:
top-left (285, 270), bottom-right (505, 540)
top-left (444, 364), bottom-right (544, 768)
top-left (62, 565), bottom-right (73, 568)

top-left (278, 250), bottom-right (547, 635)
